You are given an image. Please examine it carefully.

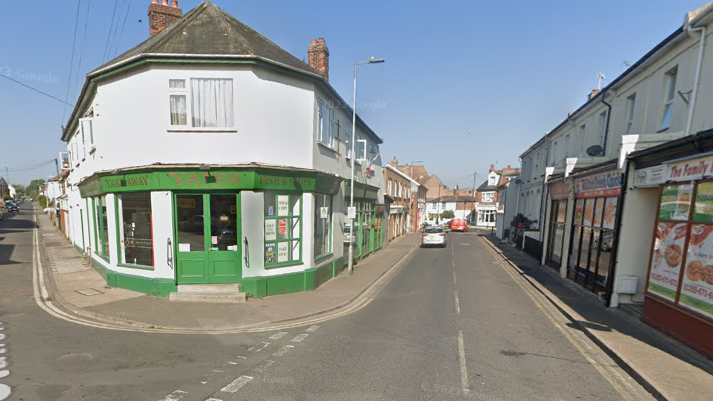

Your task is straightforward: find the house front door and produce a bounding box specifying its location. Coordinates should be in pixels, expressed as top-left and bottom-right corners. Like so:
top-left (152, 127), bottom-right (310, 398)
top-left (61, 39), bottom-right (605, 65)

top-left (175, 193), bottom-right (242, 284)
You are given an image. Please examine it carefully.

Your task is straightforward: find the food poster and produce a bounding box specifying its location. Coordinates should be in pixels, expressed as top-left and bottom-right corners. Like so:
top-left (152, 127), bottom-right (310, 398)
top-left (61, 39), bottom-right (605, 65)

top-left (679, 224), bottom-right (713, 318)
top-left (593, 198), bottom-right (604, 227)
top-left (603, 197), bottom-right (617, 229)
top-left (277, 195), bottom-right (289, 216)
top-left (647, 222), bottom-right (688, 301)
top-left (658, 184), bottom-right (693, 221)
top-left (583, 199), bottom-right (595, 227)
top-left (265, 243), bottom-right (276, 264)
top-left (265, 219), bottom-right (276, 241)
top-left (573, 200), bottom-right (583, 223)
top-left (693, 182), bottom-right (713, 223)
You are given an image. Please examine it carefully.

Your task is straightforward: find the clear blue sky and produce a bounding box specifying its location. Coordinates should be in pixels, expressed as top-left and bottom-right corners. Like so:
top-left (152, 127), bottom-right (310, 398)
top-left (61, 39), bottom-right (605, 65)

top-left (0, 0), bottom-right (707, 188)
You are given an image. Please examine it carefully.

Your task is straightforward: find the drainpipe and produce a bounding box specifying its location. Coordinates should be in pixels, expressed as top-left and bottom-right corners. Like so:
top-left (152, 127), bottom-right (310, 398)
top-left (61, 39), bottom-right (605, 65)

top-left (684, 23), bottom-right (706, 137)
top-left (600, 91), bottom-right (612, 156)
top-left (605, 158), bottom-right (630, 307)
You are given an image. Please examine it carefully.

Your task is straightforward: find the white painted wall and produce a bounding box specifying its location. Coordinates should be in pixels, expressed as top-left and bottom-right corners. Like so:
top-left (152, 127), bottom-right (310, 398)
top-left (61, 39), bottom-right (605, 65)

top-left (150, 191), bottom-right (174, 280)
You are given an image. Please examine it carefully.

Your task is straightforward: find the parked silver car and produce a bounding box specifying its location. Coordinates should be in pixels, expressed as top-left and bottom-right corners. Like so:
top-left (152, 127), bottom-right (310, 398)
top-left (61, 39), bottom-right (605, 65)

top-left (421, 225), bottom-right (447, 248)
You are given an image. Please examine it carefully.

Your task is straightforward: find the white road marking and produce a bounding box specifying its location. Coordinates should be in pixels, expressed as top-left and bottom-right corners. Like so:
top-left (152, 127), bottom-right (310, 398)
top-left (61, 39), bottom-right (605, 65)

top-left (305, 325), bottom-right (320, 332)
top-left (457, 331), bottom-right (470, 395)
top-left (236, 355), bottom-right (247, 359)
top-left (269, 332), bottom-right (288, 340)
top-left (454, 290), bottom-right (461, 316)
top-left (452, 271), bottom-right (457, 286)
top-left (221, 376), bottom-right (253, 393)
top-left (227, 362), bottom-right (238, 365)
top-left (205, 398), bottom-right (223, 401)
top-left (273, 345), bottom-right (294, 357)
top-left (248, 342), bottom-right (270, 352)
top-left (159, 390), bottom-right (187, 401)
top-left (290, 334), bottom-right (308, 343)
top-left (212, 370), bottom-right (223, 373)
top-left (201, 382), bottom-right (207, 385)
top-left (253, 359), bottom-right (274, 373)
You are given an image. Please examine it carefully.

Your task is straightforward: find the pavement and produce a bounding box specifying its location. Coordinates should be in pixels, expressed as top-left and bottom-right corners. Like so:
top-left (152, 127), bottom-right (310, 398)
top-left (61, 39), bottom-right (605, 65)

top-left (35, 206), bottom-right (420, 333)
top-left (480, 234), bottom-right (713, 401)
top-left (35, 209), bottom-right (713, 400)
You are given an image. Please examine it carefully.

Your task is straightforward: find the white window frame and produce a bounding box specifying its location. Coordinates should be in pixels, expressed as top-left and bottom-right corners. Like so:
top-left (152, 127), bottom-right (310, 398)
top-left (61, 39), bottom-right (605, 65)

top-left (387, 179), bottom-right (392, 196)
top-left (482, 192), bottom-right (495, 203)
top-left (168, 78), bottom-right (235, 129)
top-left (317, 100), bottom-right (334, 148)
top-left (626, 93), bottom-right (636, 135)
top-left (356, 137), bottom-right (367, 162)
top-left (168, 79), bottom-right (189, 127)
top-left (659, 68), bottom-right (677, 131)
top-left (80, 117), bottom-right (95, 153)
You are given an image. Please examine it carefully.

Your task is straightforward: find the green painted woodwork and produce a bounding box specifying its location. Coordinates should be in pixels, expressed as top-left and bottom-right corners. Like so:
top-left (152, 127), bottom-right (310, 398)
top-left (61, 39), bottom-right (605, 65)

top-left (343, 180), bottom-right (379, 200)
top-left (240, 256), bottom-right (344, 298)
top-left (79, 167), bottom-right (342, 198)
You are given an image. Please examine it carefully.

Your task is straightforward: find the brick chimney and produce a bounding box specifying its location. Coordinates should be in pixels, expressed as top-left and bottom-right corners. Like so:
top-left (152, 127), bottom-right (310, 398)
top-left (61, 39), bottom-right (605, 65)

top-left (588, 88), bottom-right (600, 100)
top-left (391, 157), bottom-right (398, 167)
top-left (148, 0), bottom-right (183, 37)
top-left (308, 38), bottom-right (330, 80)
top-left (489, 164), bottom-right (495, 172)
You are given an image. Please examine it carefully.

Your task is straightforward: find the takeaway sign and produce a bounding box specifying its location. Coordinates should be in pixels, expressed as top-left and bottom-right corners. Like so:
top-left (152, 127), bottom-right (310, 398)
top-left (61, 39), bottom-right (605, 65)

top-left (574, 170), bottom-right (621, 199)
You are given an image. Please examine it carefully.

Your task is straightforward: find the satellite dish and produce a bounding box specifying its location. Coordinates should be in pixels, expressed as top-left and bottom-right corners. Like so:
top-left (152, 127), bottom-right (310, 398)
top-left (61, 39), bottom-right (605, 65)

top-left (586, 145), bottom-right (604, 157)
top-left (514, 178), bottom-right (523, 184)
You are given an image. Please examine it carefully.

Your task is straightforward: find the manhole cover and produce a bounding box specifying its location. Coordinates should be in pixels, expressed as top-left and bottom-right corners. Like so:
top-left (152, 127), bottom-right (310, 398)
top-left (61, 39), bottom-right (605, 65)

top-left (76, 288), bottom-right (104, 296)
top-left (45, 242), bottom-right (64, 247)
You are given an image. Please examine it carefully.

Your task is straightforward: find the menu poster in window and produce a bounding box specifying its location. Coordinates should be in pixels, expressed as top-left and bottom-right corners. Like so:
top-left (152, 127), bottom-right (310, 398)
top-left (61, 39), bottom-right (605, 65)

top-left (265, 243), bottom-right (276, 264)
top-left (593, 198), bottom-right (604, 227)
top-left (647, 222), bottom-right (688, 301)
top-left (603, 197), bottom-right (617, 229)
top-left (277, 242), bottom-right (289, 262)
top-left (693, 182), bottom-right (713, 223)
top-left (575, 200), bottom-right (584, 224)
top-left (265, 219), bottom-right (276, 241)
top-left (277, 195), bottom-right (289, 216)
top-left (278, 219), bottom-right (287, 239)
top-left (658, 184), bottom-right (693, 221)
top-left (679, 224), bottom-right (713, 318)
top-left (583, 199), bottom-right (594, 227)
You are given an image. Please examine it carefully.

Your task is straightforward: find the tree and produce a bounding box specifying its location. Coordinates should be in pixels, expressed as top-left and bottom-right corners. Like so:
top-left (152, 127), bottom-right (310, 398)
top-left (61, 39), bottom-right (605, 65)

top-left (26, 178), bottom-right (45, 199)
top-left (14, 184), bottom-right (25, 197)
top-left (440, 210), bottom-right (455, 219)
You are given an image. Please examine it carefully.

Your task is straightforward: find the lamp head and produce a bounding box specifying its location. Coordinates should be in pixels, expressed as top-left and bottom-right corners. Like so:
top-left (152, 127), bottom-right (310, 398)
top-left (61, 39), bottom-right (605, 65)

top-left (368, 57), bottom-right (385, 64)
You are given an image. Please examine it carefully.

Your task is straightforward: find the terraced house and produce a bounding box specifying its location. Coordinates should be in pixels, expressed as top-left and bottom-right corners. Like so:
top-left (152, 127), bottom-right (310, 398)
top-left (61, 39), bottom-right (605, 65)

top-left (517, 2), bottom-right (713, 358)
top-left (61, 1), bottom-right (385, 300)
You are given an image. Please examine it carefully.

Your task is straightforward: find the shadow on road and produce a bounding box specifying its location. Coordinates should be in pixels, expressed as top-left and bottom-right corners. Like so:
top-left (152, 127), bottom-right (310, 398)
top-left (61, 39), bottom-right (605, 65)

top-left (479, 232), bottom-right (713, 375)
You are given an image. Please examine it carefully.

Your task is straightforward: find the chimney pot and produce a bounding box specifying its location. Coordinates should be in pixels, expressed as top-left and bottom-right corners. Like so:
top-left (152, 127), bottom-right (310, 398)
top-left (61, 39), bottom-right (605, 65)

top-left (148, 0), bottom-right (183, 37)
top-left (588, 88), bottom-right (600, 100)
top-left (308, 37), bottom-right (330, 80)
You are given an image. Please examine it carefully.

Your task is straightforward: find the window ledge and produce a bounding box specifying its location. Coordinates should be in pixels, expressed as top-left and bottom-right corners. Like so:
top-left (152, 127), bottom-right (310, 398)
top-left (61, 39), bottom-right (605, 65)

top-left (314, 253), bottom-right (333, 263)
top-left (167, 127), bottom-right (238, 133)
top-left (117, 263), bottom-right (154, 271)
top-left (265, 261), bottom-right (304, 270)
top-left (317, 142), bottom-right (337, 153)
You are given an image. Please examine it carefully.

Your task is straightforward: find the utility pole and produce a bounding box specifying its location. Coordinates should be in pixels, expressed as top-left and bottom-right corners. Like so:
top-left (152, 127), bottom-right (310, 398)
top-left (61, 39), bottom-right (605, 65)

top-left (54, 158), bottom-right (60, 176)
top-left (469, 172), bottom-right (477, 225)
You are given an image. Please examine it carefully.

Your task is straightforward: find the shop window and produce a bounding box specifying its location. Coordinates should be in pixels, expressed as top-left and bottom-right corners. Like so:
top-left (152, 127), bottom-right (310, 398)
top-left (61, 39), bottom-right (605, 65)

top-left (264, 193), bottom-right (302, 268)
top-left (118, 193), bottom-right (154, 267)
top-left (94, 196), bottom-right (110, 260)
top-left (314, 194), bottom-right (332, 259)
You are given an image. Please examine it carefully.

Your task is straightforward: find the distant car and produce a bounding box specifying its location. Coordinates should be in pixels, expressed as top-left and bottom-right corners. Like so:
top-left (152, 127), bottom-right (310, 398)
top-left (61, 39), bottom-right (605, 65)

top-left (5, 201), bottom-right (19, 213)
top-left (595, 230), bottom-right (614, 252)
top-left (450, 218), bottom-right (469, 232)
top-left (343, 224), bottom-right (358, 245)
top-left (443, 220), bottom-right (452, 230)
top-left (421, 225), bottom-right (447, 248)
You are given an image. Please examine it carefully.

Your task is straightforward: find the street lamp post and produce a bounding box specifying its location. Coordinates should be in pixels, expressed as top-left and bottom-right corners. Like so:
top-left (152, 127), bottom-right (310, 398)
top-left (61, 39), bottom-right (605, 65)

top-left (348, 57), bottom-right (384, 276)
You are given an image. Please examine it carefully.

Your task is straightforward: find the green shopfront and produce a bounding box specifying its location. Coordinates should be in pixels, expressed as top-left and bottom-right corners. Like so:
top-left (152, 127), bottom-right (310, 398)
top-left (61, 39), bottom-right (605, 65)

top-left (78, 165), bottom-right (344, 298)
top-left (343, 181), bottom-right (384, 265)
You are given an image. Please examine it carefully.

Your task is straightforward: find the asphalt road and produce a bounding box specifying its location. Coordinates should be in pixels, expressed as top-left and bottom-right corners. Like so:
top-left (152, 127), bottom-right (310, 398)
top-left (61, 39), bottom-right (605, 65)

top-left (0, 206), bottom-right (654, 400)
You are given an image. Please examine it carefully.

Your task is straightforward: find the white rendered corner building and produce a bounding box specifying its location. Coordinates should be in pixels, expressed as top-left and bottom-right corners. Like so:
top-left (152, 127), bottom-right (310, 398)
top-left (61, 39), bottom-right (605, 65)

top-left (60, 1), bottom-right (386, 298)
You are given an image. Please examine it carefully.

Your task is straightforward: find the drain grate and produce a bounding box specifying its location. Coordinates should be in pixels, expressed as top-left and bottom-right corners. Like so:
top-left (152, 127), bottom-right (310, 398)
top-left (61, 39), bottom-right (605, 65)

top-left (76, 288), bottom-right (104, 296)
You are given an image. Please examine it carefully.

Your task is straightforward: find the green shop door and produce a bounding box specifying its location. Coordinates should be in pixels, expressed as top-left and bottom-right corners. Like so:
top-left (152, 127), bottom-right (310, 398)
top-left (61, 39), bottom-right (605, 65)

top-left (175, 194), bottom-right (242, 284)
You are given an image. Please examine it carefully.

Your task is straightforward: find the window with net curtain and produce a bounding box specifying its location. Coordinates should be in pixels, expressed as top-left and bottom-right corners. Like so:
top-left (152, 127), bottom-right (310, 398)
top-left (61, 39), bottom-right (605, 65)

top-left (170, 78), bottom-right (234, 128)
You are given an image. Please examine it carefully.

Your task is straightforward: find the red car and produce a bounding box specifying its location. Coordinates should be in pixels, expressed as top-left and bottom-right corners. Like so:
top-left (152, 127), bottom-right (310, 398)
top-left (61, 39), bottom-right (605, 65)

top-left (450, 218), bottom-right (469, 232)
